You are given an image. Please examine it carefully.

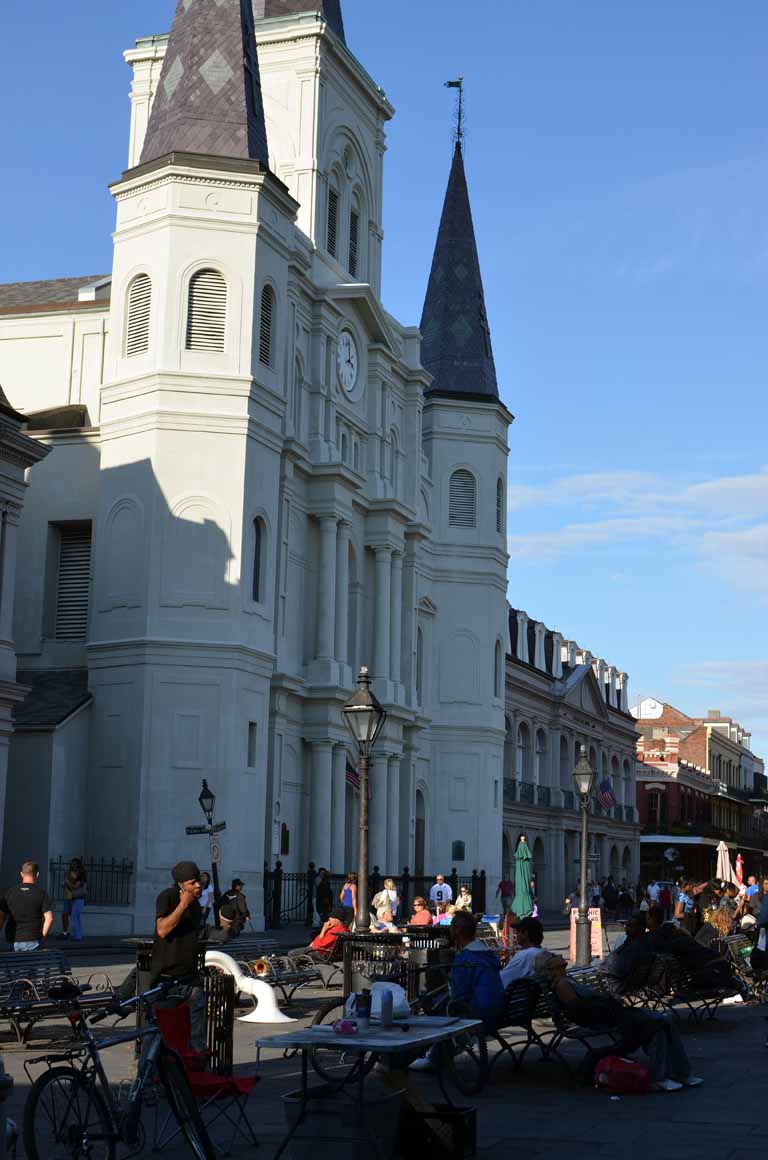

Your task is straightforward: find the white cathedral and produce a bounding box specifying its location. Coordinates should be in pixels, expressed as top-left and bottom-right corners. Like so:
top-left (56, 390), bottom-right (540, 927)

top-left (0, 0), bottom-right (638, 931)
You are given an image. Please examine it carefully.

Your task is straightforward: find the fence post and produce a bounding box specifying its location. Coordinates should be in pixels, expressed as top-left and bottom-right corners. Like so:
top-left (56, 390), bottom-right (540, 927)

top-left (400, 866), bottom-right (411, 920)
top-left (449, 867), bottom-right (459, 902)
top-left (471, 868), bottom-right (479, 911)
top-left (306, 861), bottom-right (316, 927)
top-left (370, 864), bottom-right (381, 904)
top-left (272, 860), bottom-right (283, 929)
top-left (478, 869), bottom-right (487, 913)
top-left (263, 862), bottom-right (270, 928)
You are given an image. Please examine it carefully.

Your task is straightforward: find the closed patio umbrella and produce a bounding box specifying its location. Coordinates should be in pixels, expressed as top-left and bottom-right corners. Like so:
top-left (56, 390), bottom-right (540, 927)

top-left (715, 840), bottom-right (736, 885)
top-left (513, 836), bottom-right (534, 918)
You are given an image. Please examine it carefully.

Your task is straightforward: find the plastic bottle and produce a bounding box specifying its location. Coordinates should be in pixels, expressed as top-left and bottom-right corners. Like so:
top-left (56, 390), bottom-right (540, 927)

top-left (380, 988), bottom-right (394, 1028)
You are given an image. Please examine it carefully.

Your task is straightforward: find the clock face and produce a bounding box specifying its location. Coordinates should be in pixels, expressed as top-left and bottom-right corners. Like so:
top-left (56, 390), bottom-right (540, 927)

top-left (337, 330), bottom-right (359, 393)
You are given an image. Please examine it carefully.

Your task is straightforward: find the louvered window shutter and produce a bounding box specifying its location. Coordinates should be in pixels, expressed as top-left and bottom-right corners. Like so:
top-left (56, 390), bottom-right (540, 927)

top-left (327, 189), bottom-right (339, 257)
top-left (55, 526), bottom-right (92, 640)
top-left (449, 470), bottom-right (477, 528)
top-left (496, 478), bottom-right (504, 533)
top-left (185, 269), bottom-right (227, 352)
top-left (125, 274), bottom-right (151, 356)
top-left (259, 286), bottom-right (274, 367)
top-left (349, 210), bottom-right (359, 277)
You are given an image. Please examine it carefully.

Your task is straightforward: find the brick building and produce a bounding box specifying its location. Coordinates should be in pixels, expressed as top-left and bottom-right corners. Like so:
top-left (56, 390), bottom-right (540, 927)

top-left (633, 698), bottom-right (768, 883)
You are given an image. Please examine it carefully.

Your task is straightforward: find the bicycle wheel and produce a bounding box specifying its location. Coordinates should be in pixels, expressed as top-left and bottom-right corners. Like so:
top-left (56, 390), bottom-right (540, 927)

top-left (309, 998), bottom-right (377, 1083)
top-left (438, 1027), bottom-right (489, 1096)
top-left (156, 1048), bottom-right (217, 1160)
top-left (23, 1066), bottom-right (115, 1160)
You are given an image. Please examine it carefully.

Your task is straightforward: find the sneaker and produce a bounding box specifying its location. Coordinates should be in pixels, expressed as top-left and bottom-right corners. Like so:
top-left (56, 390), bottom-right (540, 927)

top-left (651, 1079), bottom-right (683, 1092)
top-left (682, 1076), bottom-right (704, 1087)
top-left (408, 1056), bottom-right (434, 1072)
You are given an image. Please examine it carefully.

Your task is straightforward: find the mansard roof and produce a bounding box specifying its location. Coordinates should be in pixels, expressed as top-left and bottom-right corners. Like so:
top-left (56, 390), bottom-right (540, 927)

top-left (140, 0), bottom-right (269, 167)
top-left (253, 0), bottom-right (345, 43)
top-left (420, 142), bottom-right (499, 401)
top-left (15, 670), bottom-right (91, 730)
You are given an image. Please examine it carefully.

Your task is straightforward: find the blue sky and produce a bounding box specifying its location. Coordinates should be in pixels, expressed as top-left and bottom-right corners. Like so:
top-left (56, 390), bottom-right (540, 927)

top-left (3, 1), bottom-right (767, 753)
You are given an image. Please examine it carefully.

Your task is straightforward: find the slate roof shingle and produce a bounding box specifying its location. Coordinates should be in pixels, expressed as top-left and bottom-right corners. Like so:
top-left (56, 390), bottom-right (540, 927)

top-left (0, 276), bottom-right (110, 311)
top-left (254, 0), bottom-right (345, 44)
top-left (15, 670), bottom-right (91, 729)
top-left (140, 0), bottom-right (270, 167)
top-left (420, 142), bottom-right (499, 400)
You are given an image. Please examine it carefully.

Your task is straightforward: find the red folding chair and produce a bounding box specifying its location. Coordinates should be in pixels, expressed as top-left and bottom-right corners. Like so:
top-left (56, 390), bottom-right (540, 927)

top-left (154, 1002), bottom-right (259, 1155)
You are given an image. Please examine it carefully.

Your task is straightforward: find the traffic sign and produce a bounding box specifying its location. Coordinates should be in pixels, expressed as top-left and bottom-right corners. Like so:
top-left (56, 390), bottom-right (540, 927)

top-left (211, 821), bottom-right (226, 834)
top-left (185, 824), bottom-right (208, 836)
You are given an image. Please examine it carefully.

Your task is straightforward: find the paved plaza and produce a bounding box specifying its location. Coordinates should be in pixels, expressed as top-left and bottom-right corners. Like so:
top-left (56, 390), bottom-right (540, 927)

top-left (0, 927), bottom-right (763, 1159)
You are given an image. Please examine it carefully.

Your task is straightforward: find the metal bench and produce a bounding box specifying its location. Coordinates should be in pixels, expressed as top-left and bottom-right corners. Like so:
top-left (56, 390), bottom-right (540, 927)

top-left (720, 932), bottom-right (768, 1002)
top-left (643, 953), bottom-right (740, 1021)
top-left (233, 954), bottom-right (321, 1004)
top-left (0, 950), bottom-right (114, 1044)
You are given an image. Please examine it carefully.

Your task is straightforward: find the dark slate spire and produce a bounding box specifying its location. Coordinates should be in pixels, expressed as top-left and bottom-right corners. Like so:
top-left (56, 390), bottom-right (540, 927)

top-left (140, 0), bottom-right (269, 167)
top-left (252, 1), bottom-right (345, 44)
top-left (420, 141), bottom-right (499, 400)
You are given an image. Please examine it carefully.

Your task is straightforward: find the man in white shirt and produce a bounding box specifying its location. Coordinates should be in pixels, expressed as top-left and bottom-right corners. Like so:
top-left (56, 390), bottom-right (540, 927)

top-left (647, 880), bottom-right (661, 903)
top-left (429, 875), bottom-right (453, 908)
top-left (500, 917), bottom-right (545, 987)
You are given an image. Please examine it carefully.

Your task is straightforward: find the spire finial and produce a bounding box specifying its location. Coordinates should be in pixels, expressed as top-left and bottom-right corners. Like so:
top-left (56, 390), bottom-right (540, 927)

top-left (445, 76), bottom-right (464, 152)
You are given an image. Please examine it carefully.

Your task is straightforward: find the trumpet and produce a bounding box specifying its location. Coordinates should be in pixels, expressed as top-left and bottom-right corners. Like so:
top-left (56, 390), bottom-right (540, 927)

top-left (250, 957), bottom-right (273, 977)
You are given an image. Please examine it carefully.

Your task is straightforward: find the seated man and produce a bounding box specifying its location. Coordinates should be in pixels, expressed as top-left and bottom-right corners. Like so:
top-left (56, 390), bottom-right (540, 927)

top-left (295, 909), bottom-right (348, 959)
top-left (598, 912), bottom-right (656, 993)
top-left (499, 916), bottom-right (546, 987)
top-left (447, 911), bottom-right (504, 1025)
top-left (537, 953), bottom-right (702, 1092)
top-left (645, 903), bottom-right (735, 991)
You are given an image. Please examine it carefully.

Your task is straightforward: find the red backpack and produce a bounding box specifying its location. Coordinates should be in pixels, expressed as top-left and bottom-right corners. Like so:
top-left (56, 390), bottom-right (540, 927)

top-left (594, 1055), bottom-right (652, 1094)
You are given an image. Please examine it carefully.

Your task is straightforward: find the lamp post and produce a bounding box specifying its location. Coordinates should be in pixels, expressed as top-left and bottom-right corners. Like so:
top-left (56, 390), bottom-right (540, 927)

top-left (342, 666), bottom-right (386, 933)
top-left (572, 745), bottom-right (597, 966)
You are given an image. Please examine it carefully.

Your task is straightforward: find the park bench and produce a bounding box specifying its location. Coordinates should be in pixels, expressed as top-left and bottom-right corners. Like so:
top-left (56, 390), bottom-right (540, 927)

top-left (0, 950), bottom-right (115, 1044)
top-left (232, 953), bottom-right (321, 1004)
top-left (643, 953), bottom-right (740, 1020)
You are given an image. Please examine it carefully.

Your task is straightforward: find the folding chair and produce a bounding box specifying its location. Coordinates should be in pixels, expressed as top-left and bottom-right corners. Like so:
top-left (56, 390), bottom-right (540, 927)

top-left (154, 1002), bottom-right (259, 1155)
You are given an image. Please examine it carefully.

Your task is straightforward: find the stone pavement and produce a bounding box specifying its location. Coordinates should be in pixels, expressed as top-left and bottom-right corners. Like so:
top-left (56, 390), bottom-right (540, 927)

top-left (0, 938), bottom-right (763, 1159)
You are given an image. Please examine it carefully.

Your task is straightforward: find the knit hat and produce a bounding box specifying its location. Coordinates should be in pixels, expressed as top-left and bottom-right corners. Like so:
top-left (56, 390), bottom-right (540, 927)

top-left (172, 860), bottom-right (201, 884)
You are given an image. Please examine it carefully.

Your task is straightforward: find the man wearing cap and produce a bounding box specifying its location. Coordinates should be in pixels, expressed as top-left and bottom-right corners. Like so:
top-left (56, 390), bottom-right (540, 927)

top-left (150, 860), bottom-right (206, 1049)
top-left (222, 878), bottom-right (250, 936)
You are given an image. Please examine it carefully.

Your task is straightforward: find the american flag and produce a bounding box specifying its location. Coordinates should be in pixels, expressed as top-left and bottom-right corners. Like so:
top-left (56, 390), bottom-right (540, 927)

top-left (597, 777), bottom-right (617, 811)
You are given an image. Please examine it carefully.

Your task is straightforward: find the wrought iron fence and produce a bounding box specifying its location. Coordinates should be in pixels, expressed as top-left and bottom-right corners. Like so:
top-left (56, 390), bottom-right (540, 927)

top-left (47, 857), bottom-right (134, 907)
top-left (262, 861), bottom-right (488, 929)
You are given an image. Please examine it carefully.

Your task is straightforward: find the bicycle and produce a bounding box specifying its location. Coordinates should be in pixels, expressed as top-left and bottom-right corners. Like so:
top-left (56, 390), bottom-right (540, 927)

top-left (22, 977), bottom-right (216, 1159)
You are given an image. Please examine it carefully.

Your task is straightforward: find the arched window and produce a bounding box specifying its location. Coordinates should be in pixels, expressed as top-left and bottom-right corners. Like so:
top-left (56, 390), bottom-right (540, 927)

top-left (496, 477), bottom-right (504, 534)
top-left (327, 184), bottom-right (339, 258)
top-left (535, 729), bottom-right (547, 787)
top-left (448, 469), bottom-right (476, 528)
top-left (185, 268), bottom-right (227, 352)
top-left (259, 284), bottom-right (275, 367)
top-left (251, 519), bottom-right (264, 602)
top-left (348, 202), bottom-right (360, 278)
top-left (416, 626), bottom-right (424, 705)
top-left (125, 273), bottom-right (151, 356)
top-left (493, 640), bottom-right (502, 698)
top-left (517, 722), bottom-right (532, 782)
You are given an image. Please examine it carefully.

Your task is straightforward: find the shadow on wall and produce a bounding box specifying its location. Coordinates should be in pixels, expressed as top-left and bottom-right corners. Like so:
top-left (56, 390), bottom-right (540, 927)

top-left (4, 451), bottom-right (269, 908)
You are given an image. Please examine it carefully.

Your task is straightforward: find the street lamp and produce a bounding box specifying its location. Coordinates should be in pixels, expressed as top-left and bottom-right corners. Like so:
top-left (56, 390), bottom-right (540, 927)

top-left (573, 744), bottom-right (597, 966)
top-left (199, 779), bottom-right (215, 825)
top-left (342, 666), bottom-right (386, 933)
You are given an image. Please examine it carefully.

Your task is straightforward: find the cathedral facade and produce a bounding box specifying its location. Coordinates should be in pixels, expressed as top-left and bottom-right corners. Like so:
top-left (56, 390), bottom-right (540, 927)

top-left (0, 1), bottom-right (514, 932)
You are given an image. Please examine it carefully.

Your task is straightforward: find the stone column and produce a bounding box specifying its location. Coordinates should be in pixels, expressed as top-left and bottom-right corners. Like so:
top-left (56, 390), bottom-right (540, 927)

top-left (331, 744), bottom-right (347, 872)
top-left (373, 547), bottom-right (392, 681)
top-left (369, 751), bottom-right (389, 872)
top-left (548, 824), bottom-right (565, 909)
top-left (315, 517), bottom-right (337, 659)
top-left (334, 522), bottom-right (351, 665)
top-left (309, 740), bottom-right (333, 868)
top-left (390, 552), bottom-right (403, 685)
top-left (549, 726), bottom-right (562, 802)
top-left (387, 754), bottom-right (401, 871)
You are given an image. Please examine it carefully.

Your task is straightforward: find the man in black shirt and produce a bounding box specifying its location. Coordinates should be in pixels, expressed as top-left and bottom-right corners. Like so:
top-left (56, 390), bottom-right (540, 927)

top-left (150, 860), bottom-right (206, 1050)
top-left (221, 878), bottom-right (250, 935)
top-left (0, 861), bottom-right (54, 951)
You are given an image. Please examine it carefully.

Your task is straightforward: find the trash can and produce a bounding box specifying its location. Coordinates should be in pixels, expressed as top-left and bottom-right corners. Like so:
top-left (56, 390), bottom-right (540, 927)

top-left (400, 928), bottom-right (453, 1000)
top-left (341, 933), bottom-right (407, 998)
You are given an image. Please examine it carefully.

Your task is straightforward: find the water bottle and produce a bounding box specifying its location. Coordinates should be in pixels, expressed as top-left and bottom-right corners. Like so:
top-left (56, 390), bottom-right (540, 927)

top-left (381, 988), bottom-right (394, 1028)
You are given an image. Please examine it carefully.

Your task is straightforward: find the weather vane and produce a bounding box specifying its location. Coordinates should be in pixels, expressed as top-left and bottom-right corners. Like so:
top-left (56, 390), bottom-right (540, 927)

top-left (444, 76), bottom-right (464, 150)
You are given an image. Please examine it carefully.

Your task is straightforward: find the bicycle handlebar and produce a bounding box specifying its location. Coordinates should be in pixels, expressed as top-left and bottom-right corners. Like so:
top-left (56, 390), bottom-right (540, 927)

top-left (88, 974), bottom-right (200, 1024)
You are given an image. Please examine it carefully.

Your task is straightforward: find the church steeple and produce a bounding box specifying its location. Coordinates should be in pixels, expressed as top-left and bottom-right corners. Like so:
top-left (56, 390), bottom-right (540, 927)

top-left (253, 1), bottom-right (346, 45)
top-left (140, 0), bottom-right (269, 167)
top-left (420, 139), bottom-right (499, 400)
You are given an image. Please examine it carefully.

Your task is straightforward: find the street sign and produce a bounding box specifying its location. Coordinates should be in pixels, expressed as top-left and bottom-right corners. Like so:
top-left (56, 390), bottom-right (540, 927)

top-left (185, 825), bottom-right (208, 836)
top-left (211, 821), bottom-right (226, 834)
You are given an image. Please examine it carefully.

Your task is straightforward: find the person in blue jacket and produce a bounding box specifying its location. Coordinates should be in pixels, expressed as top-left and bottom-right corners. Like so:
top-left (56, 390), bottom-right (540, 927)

top-left (447, 910), bottom-right (504, 1026)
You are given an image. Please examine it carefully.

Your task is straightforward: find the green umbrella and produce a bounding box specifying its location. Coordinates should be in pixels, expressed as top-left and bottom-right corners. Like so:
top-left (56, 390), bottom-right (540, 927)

top-left (513, 837), bottom-right (534, 918)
